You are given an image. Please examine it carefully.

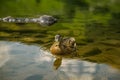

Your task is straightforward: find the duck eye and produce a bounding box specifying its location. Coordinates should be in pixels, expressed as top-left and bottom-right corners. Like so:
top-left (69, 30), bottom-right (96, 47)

top-left (55, 45), bottom-right (58, 46)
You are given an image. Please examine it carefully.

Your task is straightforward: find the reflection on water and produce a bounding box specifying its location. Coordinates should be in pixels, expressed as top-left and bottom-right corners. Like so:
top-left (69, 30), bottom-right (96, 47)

top-left (0, 0), bottom-right (120, 80)
top-left (0, 42), bottom-right (10, 67)
top-left (0, 41), bottom-right (120, 80)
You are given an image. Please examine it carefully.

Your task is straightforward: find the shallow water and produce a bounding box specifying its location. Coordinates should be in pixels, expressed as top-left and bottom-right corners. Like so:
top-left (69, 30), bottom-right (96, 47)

top-left (0, 41), bottom-right (120, 80)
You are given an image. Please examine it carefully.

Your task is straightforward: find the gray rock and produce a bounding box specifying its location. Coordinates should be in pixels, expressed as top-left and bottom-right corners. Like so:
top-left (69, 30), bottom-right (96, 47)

top-left (38, 15), bottom-right (57, 26)
top-left (0, 15), bottom-right (57, 26)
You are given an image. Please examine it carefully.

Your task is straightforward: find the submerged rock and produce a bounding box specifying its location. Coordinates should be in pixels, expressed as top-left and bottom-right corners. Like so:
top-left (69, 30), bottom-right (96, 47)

top-left (83, 47), bottom-right (102, 57)
top-left (100, 40), bottom-right (120, 47)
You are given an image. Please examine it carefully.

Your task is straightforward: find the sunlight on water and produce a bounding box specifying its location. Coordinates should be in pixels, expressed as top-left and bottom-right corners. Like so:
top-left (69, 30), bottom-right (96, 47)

top-left (0, 41), bottom-right (120, 80)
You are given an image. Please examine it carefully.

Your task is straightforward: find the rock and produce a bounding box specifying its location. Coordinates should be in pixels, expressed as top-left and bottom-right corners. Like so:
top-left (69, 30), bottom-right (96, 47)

top-left (0, 15), bottom-right (57, 26)
top-left (38, 15), bottom-right (57, 26)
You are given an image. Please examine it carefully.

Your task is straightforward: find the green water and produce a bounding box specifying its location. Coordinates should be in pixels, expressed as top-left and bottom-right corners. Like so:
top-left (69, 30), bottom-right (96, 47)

top-left (0, 0), bottom-right (120, 80)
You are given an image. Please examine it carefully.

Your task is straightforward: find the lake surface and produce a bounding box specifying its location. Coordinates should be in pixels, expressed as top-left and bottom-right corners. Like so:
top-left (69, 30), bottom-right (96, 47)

top-left (0, 0), bottom-right (120, 80)
top-left (0, 41), bottom-right (120, 80)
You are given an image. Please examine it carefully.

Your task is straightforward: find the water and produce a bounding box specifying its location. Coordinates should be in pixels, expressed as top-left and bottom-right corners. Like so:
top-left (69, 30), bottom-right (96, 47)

top-left (0, 41), bottom-right (120, 80)
top-left (0, 0), bottom-right (120, 80)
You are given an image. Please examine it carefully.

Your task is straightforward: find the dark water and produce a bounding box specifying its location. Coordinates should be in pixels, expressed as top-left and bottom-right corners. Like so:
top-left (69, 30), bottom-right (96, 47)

top-left (0, 0), bottom-right (120, 80)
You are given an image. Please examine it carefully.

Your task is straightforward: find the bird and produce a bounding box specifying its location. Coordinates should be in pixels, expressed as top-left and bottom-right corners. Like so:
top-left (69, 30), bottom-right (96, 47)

top-left (50, 34), bottom-right (76, 55)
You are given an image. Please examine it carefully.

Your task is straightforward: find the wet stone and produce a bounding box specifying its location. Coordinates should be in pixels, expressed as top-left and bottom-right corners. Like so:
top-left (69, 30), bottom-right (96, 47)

top-left (0, 15), bottom-right (57, 26)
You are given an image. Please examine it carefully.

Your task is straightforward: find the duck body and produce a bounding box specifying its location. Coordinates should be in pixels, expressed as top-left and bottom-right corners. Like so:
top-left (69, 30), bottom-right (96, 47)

top-left (50, 35), bottom-right (76, 55)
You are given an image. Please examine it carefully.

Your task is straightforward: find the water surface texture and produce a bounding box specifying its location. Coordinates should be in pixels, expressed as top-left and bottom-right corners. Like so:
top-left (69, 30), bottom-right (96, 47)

top-left (0, 41), bottom-right (120, 80)
top-left (0, 0), bottom-right (120, 80)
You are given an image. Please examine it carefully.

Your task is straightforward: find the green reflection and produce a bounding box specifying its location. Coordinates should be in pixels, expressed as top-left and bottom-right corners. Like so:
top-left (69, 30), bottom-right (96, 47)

top-left (0, 0), bottom-right (120, 70)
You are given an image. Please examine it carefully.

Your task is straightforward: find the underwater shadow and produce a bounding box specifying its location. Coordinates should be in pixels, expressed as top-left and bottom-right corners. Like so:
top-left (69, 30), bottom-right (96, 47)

top-left (57, 0), bottom-right (89, 22)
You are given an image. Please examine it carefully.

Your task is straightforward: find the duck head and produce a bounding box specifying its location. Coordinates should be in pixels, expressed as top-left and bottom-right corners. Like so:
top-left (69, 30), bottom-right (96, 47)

top-left (55, 34), bottom-right (62, 42)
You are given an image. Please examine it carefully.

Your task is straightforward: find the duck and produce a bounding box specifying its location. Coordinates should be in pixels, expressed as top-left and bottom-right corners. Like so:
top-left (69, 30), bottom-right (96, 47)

top-left (50, 34), bottom-right (76, 55)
